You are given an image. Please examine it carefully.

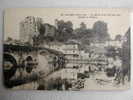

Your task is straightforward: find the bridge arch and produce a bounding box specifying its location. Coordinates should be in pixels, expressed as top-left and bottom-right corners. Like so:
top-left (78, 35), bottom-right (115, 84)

top-left (25, 56), bottom-right (33, 61)
top-left (3, 53), bottom-right (18, 87)
top-left (25, 56), bottom-right (34, 73)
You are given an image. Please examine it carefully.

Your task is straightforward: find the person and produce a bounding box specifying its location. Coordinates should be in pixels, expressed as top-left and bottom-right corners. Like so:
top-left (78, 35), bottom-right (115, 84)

top-left (53, 56), bottom-right (57, 70)
top-left (25, 56), bottom-right (34, 73)
top-left (106, 57), bottom-right (115, 77)
top-left (114, 56), bottom-right (122, 84)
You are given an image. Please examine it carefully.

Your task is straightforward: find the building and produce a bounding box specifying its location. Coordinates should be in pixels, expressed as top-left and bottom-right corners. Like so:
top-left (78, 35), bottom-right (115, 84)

top-left (105, 40), bottom-right (123, 48)
top-left (61, 68), bottom-right (78, 80)
top-left (62, 42), bottom-right (83, 70)
top-left (19, 16), bottom-right (43, 44)
top-left (90, 42), bottom-right (106, 47)
top-left (80, 50), bottom-right (90, 60)
top-left (42, 42), bottom-right (64, 52)
top-left (63, 42), bottom-right (80, 56)
top-left (90, 40), bottom-right (123, 48)
top-left (43, 23), bottom-right (56, 37)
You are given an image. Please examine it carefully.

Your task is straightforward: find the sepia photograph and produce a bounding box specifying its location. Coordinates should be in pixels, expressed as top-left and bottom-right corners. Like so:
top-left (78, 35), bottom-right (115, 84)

top-left (3, 8), bottom-right (130, 90)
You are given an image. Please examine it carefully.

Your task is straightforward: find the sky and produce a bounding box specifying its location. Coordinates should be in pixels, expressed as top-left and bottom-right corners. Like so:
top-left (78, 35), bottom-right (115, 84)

top-left (4, 8), bottom-right (130, 40)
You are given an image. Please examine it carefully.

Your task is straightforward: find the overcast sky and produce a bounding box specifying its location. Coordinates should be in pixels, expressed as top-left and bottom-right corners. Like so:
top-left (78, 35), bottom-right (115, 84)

top-left (4, 8), bottom-right (130, 40)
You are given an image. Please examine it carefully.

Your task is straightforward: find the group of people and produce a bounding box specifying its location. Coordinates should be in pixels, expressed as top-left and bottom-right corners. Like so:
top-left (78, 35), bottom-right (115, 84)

top-left (87, 54), bottom-right (127, 85)
top-left (105, 56), bottom-right (127, 85)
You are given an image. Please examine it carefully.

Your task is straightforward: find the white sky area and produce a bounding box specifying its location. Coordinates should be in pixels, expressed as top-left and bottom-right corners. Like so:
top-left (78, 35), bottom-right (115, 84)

top-left (4, 8), bottom-right (130, 40)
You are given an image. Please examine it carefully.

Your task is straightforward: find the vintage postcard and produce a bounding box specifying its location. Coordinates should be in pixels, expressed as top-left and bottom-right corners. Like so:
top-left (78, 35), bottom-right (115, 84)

top-left (3, 8), bottom-right (130, 90)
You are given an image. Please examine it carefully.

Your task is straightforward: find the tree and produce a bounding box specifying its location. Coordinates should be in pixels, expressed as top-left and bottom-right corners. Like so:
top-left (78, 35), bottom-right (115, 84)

top-left (56, 20), bottom-right (74, 42)
top-left (115, 34), bottom-right (122, 41)
top-left (38, 24), bottom-right (46, 36)
top-left (93, 21), bottom-right (110, 42)
top-left (64, 21), bottom-right (73, 33)
top-left (6, 37), bottom-right (13, 42)
top-left (75, 22), bottom-right (90, 38)
top-left (56, 20), bottom-right (65, 34)
top-left (80, 22), bottom-right (87, 30)
top-left (122, 28), bottom-right (130, 81)
top-left (74, 22), bottom-right (94, 46)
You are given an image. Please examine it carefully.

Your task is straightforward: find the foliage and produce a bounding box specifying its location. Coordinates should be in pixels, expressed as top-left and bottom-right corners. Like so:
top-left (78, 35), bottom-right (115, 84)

top-left (93, 21), bottom-right (110, 42)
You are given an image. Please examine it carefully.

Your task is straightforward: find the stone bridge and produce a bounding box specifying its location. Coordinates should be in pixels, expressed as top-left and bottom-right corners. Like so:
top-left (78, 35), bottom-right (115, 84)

top-left (3, 44), bottom-right (65, 88)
